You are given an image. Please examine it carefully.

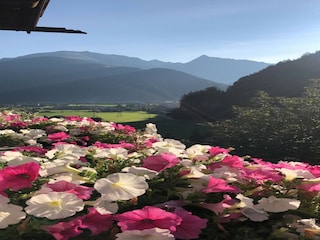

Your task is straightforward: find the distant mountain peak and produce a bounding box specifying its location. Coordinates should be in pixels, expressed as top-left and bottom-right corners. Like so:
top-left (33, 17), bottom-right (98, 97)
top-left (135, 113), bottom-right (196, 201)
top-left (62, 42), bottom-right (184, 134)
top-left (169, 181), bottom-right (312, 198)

top-left (1, 50), bottom-right (271, 85)
top-left (198, 54), bottom-right (210, 59)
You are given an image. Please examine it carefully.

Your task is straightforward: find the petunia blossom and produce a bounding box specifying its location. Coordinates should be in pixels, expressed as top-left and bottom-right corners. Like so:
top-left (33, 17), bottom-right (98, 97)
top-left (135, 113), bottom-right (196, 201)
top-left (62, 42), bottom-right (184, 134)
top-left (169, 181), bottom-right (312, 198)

top-left (47, 132), bottom-right (70, 142)
top-left (255, 196), bottom-right (300, 213)
top-left (277, 168), bottom-right (315, 181)
top-left (43, 207), bottom-right (113, 239)
top-left (116, 206), bottom-right (182, 232)
top-left (121, 166), bottom-right (158, 180)
top-left (0, 195), bottom-right (26, 229)
top-left (240, 168), bottom-right (283, 183)
top-left (208, 146), bottom-right (230, 156)
top-left (241, 207), bottom-right (269, 222)
top-left (42, 219), bottom-right (84, 240)
top-left (90, 195), bottom-right (119, 214)
top-left (173, 208), bottom-right (208, 239)
top-left (185, 144), bottom-right (211, 161)
top-left (76, 207), bottom-right (113, 236)
top-left (0, 150), bottom-right (44, 166)
top-left (38, 180), bottom-right (93, 200)
top-left (93, 147), bottom-right (128, 160)
top-left (94, 172), bottom-right (148, 201)
top-left (298, 178), bottom-right (320, 192)
top-left (202, 176), bottom-right (240, 193)
top-left (115, 227), bottom-right (175, 240)
top-left (235, 194), bottom-right (269, 222)
top-left (295, 218), bottom-right (320, 237)
top-left (0, 161), bottom-right (40, 191)
top-left (142, 153), bottom-right (180, 172)
top-left (25, 192), bottom-right (84, 220)
top-left (201, 194), bottom-right (237, 215)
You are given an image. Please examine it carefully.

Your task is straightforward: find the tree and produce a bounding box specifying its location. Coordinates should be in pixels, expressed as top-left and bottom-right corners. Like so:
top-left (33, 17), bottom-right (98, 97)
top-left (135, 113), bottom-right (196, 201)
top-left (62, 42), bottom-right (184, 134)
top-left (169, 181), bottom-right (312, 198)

top-left (206, 79), bottom-right (320, 164)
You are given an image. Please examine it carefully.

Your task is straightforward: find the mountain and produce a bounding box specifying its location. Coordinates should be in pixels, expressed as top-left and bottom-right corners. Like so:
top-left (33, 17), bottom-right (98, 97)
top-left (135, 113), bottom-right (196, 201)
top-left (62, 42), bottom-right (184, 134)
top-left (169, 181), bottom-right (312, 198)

top-left (170, 55), bottom-right (270, 84)
top-left (226, 51), bottom-right (320, 105)
top-left (0, 56), bottom-right (223, 104)
top-left (16, 51), bottom-right (270, 85)
top-left (172, 51), bottom-right (320, 121)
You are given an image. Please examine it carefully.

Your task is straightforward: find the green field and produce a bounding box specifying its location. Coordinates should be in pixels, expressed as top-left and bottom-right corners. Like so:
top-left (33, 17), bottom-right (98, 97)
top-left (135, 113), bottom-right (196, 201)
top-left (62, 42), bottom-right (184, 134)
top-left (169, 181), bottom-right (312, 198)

top-left (37, 109), bottom-right (210, 145)
top-left (39, 110), bottom-right (158, 123)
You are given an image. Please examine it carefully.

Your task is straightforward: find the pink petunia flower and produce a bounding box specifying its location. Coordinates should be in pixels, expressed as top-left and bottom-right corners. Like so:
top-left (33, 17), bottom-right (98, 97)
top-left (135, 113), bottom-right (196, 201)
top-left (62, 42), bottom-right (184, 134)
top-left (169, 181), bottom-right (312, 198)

top-left (305, 165), bottom-right (320, 178)
top-left (201, 194), bottom-right (238, 215)
top-left (65, 116), bottom-right (86, 121)
top-left (208, 146), bottom-right (230, 156)
top-left (31, 116), bottom-right (49, 123)
top-left (115, 206), bottom-right (182, 232)
top-left (4, 113), bottom-right (20, 121)
top-left (298, 181), bottom-right (320, 192)
top-left (47, 132), bottom-right (70, 142)
top-left (202, 176), bottom-right (240, 193)
top-left (0, 162), bottom-right (40, 191)
top-left (14, 146), bottom-right (48, 156)
top-left (142, 153), bottom-right (180, 172)
top-left (240, 168), bottom-right (283, 183)
top-left (173, 208), bottom-right (208, 239)
top-left (93, 141), bottom-right (135, 150)
top-left (10, 121), bottom-right (28, 128)
top-left (42, 219), bottom-right (84, 240)
top-left (112, 123), bottom-right (136, 134)
top-left (77, 207), bottom-right (113, 236)
top-left (43, 208), bottom-right (113, 239)
top-left (43, 180), bottom-right (94, 200)
top-left (208, 155), bottom-right (244, 170)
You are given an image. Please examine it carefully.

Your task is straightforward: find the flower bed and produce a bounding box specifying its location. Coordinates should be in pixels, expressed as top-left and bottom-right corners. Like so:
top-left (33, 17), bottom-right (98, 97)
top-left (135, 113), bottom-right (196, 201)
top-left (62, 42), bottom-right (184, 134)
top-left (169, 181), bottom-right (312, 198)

top-left (0, 110), bottom-right (319, 239)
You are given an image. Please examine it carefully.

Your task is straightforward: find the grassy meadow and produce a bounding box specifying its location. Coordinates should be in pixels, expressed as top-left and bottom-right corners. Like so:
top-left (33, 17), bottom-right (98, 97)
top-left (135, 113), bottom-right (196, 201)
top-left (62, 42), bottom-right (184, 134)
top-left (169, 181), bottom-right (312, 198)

top-left (38, 110), bottom-right (157, 123)
top-left (37, 109), bottom-right (211, 145)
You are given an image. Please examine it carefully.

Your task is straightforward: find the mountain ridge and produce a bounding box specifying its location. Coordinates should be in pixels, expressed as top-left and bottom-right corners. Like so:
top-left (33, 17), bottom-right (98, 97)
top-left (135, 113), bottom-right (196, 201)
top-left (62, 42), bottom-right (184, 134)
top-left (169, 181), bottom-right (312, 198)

top-left (0, 51), bottom-right (272, 104)
top-left (171, 50), bottom-right (320, 121)
top-left (0, 56), bottom-right (223, 104)
top-left (7, 51), bottom-right (271, 85)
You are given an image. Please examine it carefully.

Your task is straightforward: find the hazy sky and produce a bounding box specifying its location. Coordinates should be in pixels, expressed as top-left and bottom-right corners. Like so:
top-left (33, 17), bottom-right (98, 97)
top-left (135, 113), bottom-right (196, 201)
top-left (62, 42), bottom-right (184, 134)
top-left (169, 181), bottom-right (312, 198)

top-left (1, 0), bottom-right (320, 63)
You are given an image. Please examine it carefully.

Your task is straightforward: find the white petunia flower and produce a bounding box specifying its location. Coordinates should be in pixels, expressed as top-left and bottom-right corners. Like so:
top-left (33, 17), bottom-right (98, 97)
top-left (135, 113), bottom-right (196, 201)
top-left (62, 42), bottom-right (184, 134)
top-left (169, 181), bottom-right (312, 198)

top-left (25, 192), bottom-right (84, 220)
top-left (295, 218), bottom-right (320, 237)
top-left (255, 196), bottom-right (300, 212)
top-left (152, 139), bottom-right (186, 156)
top-left (184, 144), bottom-right (211, 160)
top-left (0, 129), bottom-right (16, 135)
top-left (93, 147), bottom-right (128, 160)
top-left (241, 207), bottom-right (269, 222)
top-left (20, 129), bottom-right (46, 139)
top-left (0, 195), bottom-right (26, 229)
top-left (180, 162), bottom-right (207, 178)
top-left (236, 194), bottom-right (255, 208)
top-left (47, 172), bottom-right (92, 184)
top-left (278, 168), bottom-right (316, 181)
top-left (46, 144), bottom-right (87, 160)
top-left (121, 166), bottom-right (158, 179)
top-left (235, 194), bottom-right (269, 221)
top-left (143, 123), bottom-right (163, 140)
top-left (211, 166), bottom-right (240, 183)
top-left (115, 228), bottom-right (175, 240)
top-left (0, 151), bottom-right (23, 163)
top-left (94, 173), bottom-right (148, 201)
top-left (39, 159), bottom-right (78, 176)
top-left (89, 195), bottom-right (119, 214)
top-left (0, 151), bottom-right (46, 166)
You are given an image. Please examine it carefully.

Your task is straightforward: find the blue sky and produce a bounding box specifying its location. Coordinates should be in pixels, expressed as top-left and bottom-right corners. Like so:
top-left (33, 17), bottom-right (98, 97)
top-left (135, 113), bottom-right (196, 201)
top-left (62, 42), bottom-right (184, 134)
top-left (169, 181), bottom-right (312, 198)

top-left (1, 0), bottom-right (320, 63)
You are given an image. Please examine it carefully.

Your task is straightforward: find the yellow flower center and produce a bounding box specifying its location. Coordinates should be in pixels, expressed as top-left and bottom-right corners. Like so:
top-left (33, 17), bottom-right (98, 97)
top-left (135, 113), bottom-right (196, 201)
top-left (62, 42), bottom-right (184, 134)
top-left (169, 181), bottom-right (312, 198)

top-left (112, 182), bottom-right (124, 188)
top-left (48, 200), bottom-right (62, 209)
top-left (0, 211), bottom-right (10, 221)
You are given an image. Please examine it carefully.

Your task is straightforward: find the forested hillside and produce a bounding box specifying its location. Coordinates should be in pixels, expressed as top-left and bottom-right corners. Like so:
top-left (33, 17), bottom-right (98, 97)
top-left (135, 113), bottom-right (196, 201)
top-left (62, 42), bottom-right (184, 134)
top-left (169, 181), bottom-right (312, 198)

top-left (171, 51), bottom-right (320, 121)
